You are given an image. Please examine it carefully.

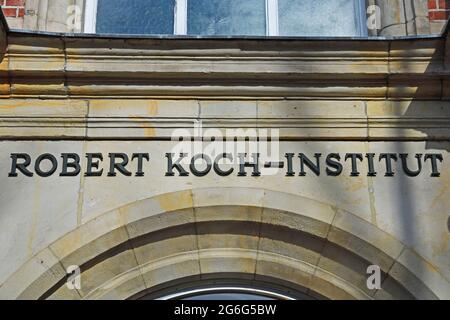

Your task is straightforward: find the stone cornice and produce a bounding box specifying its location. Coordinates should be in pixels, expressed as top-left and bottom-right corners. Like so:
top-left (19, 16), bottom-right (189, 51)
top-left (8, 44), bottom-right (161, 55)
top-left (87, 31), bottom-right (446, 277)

top-left (0, 26), bottom-right (449, 140)
top-left (0, 32), bottom-right (448, 100)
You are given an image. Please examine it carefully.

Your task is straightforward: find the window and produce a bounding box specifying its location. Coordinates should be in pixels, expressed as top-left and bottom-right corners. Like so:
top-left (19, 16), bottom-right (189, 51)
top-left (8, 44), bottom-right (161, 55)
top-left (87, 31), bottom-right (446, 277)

top-left (187, 0), bottom-right (266, 36)
top-left (95, 0), bottom-right (175, 35)
top-left (85, 0), bottom-right (367, 37)
top-left (278, 0), bottom-right (363, 36)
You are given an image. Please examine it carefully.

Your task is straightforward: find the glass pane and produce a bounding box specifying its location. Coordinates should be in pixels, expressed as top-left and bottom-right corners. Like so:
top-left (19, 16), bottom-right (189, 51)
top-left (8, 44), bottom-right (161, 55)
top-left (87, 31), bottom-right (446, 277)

top-left (188, 0), bottom-right (266, 36)
top-left (96, 0), bottom-right (175, 35)
top-left (279, 0), bottom-right (361, 36)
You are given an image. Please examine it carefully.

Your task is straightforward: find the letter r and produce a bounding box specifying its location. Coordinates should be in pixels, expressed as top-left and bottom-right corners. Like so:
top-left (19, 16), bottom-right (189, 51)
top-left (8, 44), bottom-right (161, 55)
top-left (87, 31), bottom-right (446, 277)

top-left (9, 154), bottom-right (33, 177)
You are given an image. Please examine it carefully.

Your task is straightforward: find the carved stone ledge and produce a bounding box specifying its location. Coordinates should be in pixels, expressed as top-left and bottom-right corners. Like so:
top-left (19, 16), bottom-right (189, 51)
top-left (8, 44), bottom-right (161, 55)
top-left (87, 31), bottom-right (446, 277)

top-left (0, 34), bottom-right (448, 100)
top-left (0, 99), bottom-right (448, 140)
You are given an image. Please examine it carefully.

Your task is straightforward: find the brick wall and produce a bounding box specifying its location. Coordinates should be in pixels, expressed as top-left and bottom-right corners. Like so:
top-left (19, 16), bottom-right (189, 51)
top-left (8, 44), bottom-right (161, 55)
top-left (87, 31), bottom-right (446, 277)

top-left (428, 0), bottom-right (450, 21)
top-left (1, 0), bottom-right (25, 18)
top-left (1, 0), bottom-right (25, 29)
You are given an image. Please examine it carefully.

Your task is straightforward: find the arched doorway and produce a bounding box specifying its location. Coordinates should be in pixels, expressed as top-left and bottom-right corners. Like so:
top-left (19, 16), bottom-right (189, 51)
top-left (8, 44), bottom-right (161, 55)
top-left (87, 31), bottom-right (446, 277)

top-left (0, 188), bottom-right (444, 300)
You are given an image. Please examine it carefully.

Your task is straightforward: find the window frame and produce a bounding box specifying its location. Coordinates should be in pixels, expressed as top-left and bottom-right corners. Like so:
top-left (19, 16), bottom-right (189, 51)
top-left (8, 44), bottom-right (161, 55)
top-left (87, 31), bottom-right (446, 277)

top-left (84, 0), bottom-right (368, 37)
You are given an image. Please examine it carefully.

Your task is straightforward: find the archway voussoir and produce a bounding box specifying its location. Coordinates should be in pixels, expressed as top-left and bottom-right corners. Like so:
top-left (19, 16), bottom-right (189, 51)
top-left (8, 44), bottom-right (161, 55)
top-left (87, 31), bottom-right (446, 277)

top-left (125, 208), bottom-right (195, 240)
top-left (261, 208), bottom-right (331, 239)
top-left (197, 221), bottom-right (260, 251)
top-left (327, 226), bottom-right (396, 280)
top-left (83, 268), bottom-right (145, 301)
top-left (255, 251), bottom-right (315, 293)
top-left (309, 271), bottom-right (365, 300)
top-left (48, 284), bottom-right (83, 300)
top-left (49, 209), bottom-right (126, 269)
top-left (317, 241), bottom-right (379, 298)
top-left (258, 220), bottom-right (326, 266)
top-left (388, 248), bottom-right (444, 300)
top-left (194, 206), bottom-right (263, 223)
top-left (192, 187), bottom-right (265, 209)
top-left (139, 255), bottom-right (201, 290)
top-left (261, 190), bottom-right (336, 226)
top-left (132, 234), bottom-right (198, 269)
top-left (374, 276), bottom-right (415, 300)
top-left (329, 209), bottom-right (405, 268)
top-left (76, 242), bottom-right (139, 298)
top-left (96, 275), bottom-right (147, 301)
top-left (198, 249), bottom-right (258, 277)
top-left (0, 248), bottom-right (64, 300)
top-left (119, 190), bottom-right (194, 230)
top-left (3, 188), bottom-right (444, 300)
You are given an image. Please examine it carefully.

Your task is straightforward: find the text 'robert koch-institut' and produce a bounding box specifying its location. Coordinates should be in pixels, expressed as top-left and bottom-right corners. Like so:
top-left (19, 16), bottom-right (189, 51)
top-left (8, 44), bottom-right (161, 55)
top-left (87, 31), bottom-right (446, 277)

top-left (0, 0), bottom-right (449, 300)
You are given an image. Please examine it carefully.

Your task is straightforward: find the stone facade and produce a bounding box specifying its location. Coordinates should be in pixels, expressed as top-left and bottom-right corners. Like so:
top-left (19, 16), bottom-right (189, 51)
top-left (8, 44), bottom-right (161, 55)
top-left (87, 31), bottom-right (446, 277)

top-left (0, 7), bottom-right (448, 300)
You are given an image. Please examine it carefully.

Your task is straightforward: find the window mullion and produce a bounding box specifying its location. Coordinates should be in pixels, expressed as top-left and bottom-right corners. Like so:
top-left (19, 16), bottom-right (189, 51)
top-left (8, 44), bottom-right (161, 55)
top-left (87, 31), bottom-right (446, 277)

top-left (84, 0), bottom-right (98, 33)
top-left (174, 0), bottom-right (188, 35)
top-left (266, 0), bottom-right (279, 36)
top-left (356, 0), bottom-right (368, 37)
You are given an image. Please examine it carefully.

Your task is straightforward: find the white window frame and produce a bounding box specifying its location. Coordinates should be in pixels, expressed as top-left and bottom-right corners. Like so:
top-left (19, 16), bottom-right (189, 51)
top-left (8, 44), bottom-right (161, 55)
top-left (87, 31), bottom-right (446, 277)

top-left (84, 0), bottom-right (368, 36)
top-left (266, 0), bottom-right (279, 36)
top-left (84, 0), bottom-right (98, 34)
top-left (355, 0), bottom-right (368, 37)
top-left (174, 0), bottom-right (188, 35)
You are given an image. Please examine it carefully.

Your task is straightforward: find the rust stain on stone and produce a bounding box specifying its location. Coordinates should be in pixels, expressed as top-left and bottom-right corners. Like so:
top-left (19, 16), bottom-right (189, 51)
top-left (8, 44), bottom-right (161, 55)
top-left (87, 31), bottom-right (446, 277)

top-left (143, 101), bottom-right (158, 137)
top-left (147, 101), bottom-right (158, 117)
top-left (432, 231), bottom-right (449, 257)
top-left (157, 190), bottom-right (193, 213)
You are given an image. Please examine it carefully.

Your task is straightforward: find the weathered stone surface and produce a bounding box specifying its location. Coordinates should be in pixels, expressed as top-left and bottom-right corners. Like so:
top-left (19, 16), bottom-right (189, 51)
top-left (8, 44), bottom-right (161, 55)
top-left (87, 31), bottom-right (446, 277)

top-left (199, 249), bottom-right (257, 276)
top-left (90, 271), bottom-right (146, 300)
top-left (255, 252), bottom-right (313, 294)
top-left (0, 138), bottom-right (447, 299)
top-left (328, 210), bottom-right (404, 272)
top-left (194, 206), bottom-right (262, 223)
top-left (0, 16), bottom-right (449, 300)
top-left (0, 141), bottom-right (82, 285)
top-left (0, 248), bottom-right (64, 300)
top-left (77, 243), bottom-right (139, 297)
top-left (0, 100), bottom-right (88, 138)
top-left (49, 209), bottom-right (127, 268)
top-left (393, 248), bottom-right (449, 299)
top-left (368, 141), bottom-right (450, 281)
top-left (140, 256), bottom-right (200, 289)
top-left (133, 234), bottom-right (198, 269)
top-left (262, 208), bottom-right (330, 239)
top-left (376, 0), bottom-right (407, 36)
top-left (309, 270), bottom-right (363, 300)
top-left (48, 285), bottom-right (83, 300)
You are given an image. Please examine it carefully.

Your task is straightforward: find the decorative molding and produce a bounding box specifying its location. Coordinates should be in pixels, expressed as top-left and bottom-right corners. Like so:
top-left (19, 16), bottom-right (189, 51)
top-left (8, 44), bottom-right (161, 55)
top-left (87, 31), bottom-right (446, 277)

top-left (1, 100), bottom-right (449, 140)
top-left (1, 34), bottom-right (448, 100)
top-left (0, 31), bottom-right (448, 140)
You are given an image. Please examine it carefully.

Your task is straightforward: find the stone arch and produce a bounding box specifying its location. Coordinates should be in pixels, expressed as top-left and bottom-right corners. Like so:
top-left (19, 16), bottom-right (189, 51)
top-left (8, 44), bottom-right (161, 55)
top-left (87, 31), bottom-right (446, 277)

top-left (0, 188), bottom-right (446, 300)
